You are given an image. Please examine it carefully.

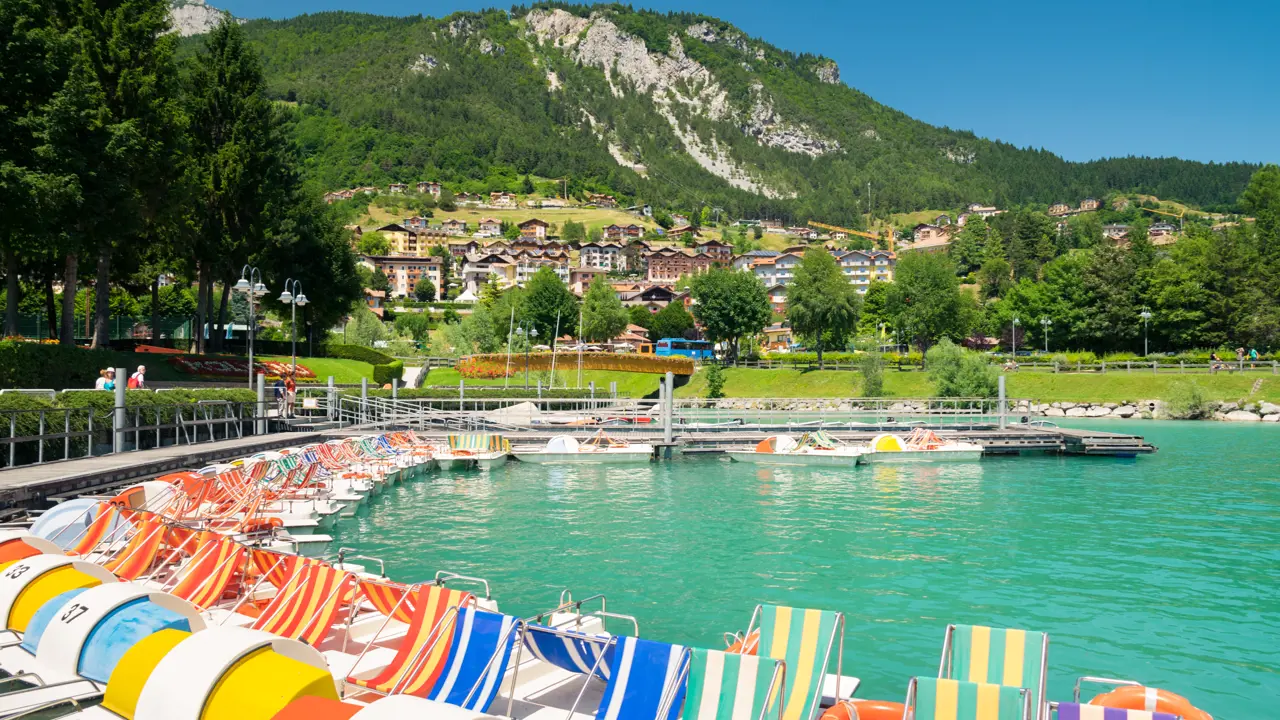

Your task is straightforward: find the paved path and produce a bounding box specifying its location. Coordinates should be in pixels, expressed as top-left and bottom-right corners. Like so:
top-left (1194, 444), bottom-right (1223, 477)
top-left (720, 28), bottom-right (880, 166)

top-left (0, 432), bottom-right (323, 506)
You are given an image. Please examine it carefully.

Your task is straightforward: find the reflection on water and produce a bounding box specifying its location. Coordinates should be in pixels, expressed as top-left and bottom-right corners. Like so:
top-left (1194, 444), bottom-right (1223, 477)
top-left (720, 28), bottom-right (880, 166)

top-left (336, 422), bottom-right (1280, 717)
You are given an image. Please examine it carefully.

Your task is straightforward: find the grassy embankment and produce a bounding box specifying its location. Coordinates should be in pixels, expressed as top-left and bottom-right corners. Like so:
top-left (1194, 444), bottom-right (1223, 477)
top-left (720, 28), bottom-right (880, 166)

top-left (359, 204), bottom-right (657, 236)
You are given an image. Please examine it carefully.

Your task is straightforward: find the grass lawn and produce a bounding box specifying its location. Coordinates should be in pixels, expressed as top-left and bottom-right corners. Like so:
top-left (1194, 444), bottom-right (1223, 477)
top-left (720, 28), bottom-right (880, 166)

top-left (677, 367), bottom-right (932, 398)
top-left (260, 356), bottom-right (374, 384)
top-left (421, 367), bottom-right (662, 397)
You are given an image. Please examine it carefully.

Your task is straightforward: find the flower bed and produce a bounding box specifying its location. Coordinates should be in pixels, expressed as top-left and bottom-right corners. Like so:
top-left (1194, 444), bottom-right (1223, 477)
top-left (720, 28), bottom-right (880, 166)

top-left (457, 357), bottom-right (514, 379)
top-left (167, 355), bottom-right (316, 380)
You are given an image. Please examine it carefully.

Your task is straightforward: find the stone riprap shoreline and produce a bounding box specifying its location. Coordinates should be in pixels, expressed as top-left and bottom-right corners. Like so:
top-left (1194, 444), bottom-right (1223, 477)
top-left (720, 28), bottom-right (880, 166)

top-left (706, 399), bottom-right (1280, 422)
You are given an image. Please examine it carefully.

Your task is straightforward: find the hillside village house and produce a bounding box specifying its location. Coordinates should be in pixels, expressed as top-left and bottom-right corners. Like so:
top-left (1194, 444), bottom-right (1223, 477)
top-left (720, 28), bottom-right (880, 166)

top-left (324, 190), bottom-right (355, 203)
top-left (403, 216), bottom-right (430, 231)
top-left (1149, 223), bottom-right (1178, 244)
top-left (587, 193), bottom-right (617, 207)
top-left (462, 252), bottom-right (517, 292)
top-left (912, 224), bottom-right (953, 246)
top-left (1081, 197), bottom-right (1101, 211)
top-left (478, 218), bottom-right (502, 236)
top-left (788, 227), bottom-right (820, 240)
top-left (580, 241), bottom-right (624, 270)
top-left (760, 218), bottom-right (784, 233)
top-left (749, 253), bottom-right (801, 286)
top-left (668, 225), bottom-right (700, 240)
top-left (388, 183), bottom-right (407, 194)
top-left (766, 284), bottom-right (787, 313)
top-left (614, 284), bottom-right (679, 313)
top-left (934, 214), bottom-right (952, 226)
top-left (603, 224), bottom-right (645, 241)
top-left (957, 212), bottom-right (971, 226)
top-left (967, 203), bottom-right (1000, 217)
top-left (449, 240), bottom-right (480, 257)
top-left (570, 267), bottom-right (608, 294)
top-left (490, 192), bottom-right (517, 207)
top-left (416, 181), bottom-right (441, 197)
top-left (363, 289), bottom-right (385, 317)
top-left (455, 192), bottom-right (481, 204)
top-left (734, 249), bottom-right (780, 270)
top-left (376, 223), bottom-right (414, 253)
top-left (763, 322), bottom-right (794, 351)
top-left (1103, 224), bottom-right (1130, 241)
top-left (533, 197), bottom-right (569, 208)
top-left (441, 219), bottom-right (468, 235)
top-left (839, 250), bottom-right (895, 291)
top-left (671, 214), bottom-right (690, 227)
top-left (1048, 203), bottom-right (1071, 216)
top-left (362, 255), bottom-right (444, 298)
top-left (645, 248), bottom-right (714, 284)
top-left (695, 239), bottom-right (732, 261)
top-left (514, 254), bottom-right (570, 286)
top-left (519, 218), bottom-right (549, 240)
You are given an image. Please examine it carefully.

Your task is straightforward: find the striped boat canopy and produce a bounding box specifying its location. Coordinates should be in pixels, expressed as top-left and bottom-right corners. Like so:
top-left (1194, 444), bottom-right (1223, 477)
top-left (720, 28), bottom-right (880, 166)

top-left (447, 434), bottom-right (512, 453)
top-left (909, 677), bottom-right (1028, 720)
top-left (1054, 703), bottom-right (1178, 720)
top-left (753, 604), bottom-right (843, 720)
top-left (942, 625), bottom-right (1048, 717)
top-left (595, 636), bottom-right (688, 720)
top-left (425, 607), bottom-right (520, 712)
top-left (684, 648), bottom-right (784, 720)
top-left (521, 624), bottom-right (614, 680)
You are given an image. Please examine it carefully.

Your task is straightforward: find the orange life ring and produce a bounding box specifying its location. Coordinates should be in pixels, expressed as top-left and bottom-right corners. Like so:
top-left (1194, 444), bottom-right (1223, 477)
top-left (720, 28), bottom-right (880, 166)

top-left (818, 700), bottom-right (906, 720)
top-left (725, 629), bottom-right (759, 655)
top-left (1090, 686), bottom-right (1212, 720)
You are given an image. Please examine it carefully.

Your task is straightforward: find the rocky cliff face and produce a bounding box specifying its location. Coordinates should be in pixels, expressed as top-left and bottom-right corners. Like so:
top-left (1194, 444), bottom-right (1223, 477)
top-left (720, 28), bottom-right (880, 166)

top-left (525, 9), bottom-right (837, 197)
top-left (170, 0), bottom-right (240, 37)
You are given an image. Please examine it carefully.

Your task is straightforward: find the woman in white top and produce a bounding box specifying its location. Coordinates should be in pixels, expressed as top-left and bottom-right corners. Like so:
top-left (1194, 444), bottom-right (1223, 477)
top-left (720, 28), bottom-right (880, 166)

top-left (94, 369), bottom-right (116, 390)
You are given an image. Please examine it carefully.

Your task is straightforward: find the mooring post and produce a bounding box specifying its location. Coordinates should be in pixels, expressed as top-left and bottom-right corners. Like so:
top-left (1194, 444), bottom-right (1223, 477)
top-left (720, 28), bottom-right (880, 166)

top-left (998, 375), bottom-right (1007, 429)
top-left (360, 377), bottom-right (368, 425)
top-left (459, 379), bottom-right (465, 401)
top-left (113, 367), bottom-right (127, 454)
top-left (589, 381), bottom-right (595, 399)
top-left (610, 381), bottom-right (617, 398)
top-left (392, 378), bottom-right (399, 400)
top-left (256, 372), bottom-right (266, 435)
top-left (327, 376), bottom-right (335, 421)
top-left (663, 371), bottom-right (674, 445)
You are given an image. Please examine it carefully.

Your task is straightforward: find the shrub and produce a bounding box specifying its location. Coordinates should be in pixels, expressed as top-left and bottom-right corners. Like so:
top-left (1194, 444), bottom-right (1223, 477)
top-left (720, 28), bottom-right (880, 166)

top-left (704, 364), bottom-right (726, 399)
top-left (323, 344), bottom-right (395, 365)
top-left (1163, 381), bottom-right (1211, 419)
top-left (926, 339), bottom-right (998, 398)
top-left (373, 359), bottom-right (404, 386)
top-left (858, 352), bottom-right (884, 397)
top-left (0, 341), bottom-right (121, 391)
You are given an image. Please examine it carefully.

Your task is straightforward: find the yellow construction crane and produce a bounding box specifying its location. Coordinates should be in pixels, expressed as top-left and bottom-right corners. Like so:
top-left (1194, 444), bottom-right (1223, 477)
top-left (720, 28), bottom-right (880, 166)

top-left (1140, 206), bottom-right (1185, 231)
top-left (806, 221), bottom-right (894, 252)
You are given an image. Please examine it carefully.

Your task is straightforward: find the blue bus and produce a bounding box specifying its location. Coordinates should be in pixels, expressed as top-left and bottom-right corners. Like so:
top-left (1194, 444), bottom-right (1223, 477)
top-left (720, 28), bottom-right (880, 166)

top-left (655, 338), bottom-right (715, 360)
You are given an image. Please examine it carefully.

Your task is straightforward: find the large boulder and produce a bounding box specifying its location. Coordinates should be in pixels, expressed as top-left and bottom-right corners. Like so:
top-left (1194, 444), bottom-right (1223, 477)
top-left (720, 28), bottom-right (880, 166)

top-left (1065, 407), bottom-right (1088, 417)
top-left (1043, 407), bottom-right (1066, 417)
top-left (1260, 402), bottom-right (1280, 416)
top-left (1112, 405), bottom-right (1137, 418)
top-left (1085, 405), bottom-right (1112, 417)
top-left (1265, 414), bottom-right (1280, 423)
top-left (1223, 410), bottom-right (1261, 422)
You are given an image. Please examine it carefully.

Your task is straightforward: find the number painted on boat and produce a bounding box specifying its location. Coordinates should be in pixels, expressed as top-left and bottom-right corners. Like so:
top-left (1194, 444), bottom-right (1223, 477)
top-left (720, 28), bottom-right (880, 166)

top-left (60, 603), bottom-right (89, 623)
top-left (3, 564), bottom-right (30, 580)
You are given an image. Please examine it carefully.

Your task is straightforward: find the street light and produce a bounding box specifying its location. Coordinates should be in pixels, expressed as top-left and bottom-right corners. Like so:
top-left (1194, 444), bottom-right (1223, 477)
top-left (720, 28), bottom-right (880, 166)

top-left (1140, 308), bottom-right (1153, 357)
top-left (1039, 316), bottom-right (1052, 354)
top-left (516, 326), bottom-right (538, 389)
top-left (1011, 316), bottom-right (1021, 359)
top-left (278, 278), bottom-right (309, 379)
top-left (235, 265), bottom-right (268, 388)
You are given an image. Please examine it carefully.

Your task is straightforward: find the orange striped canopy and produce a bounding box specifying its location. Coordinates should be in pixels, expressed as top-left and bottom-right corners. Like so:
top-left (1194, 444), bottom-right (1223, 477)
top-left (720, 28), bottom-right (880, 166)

top-left (169, 532), bottom-right (246, 609)
top-left (358, 579), bottom-right (418, 624)
top-left (68, 503), bottom-right (125, 556)
top-left (253, 563), bottom-right (355, 646)
top-left (102, 514), bottom-right (168, 580)
top-left (348, 585), bottom-right (474, 696)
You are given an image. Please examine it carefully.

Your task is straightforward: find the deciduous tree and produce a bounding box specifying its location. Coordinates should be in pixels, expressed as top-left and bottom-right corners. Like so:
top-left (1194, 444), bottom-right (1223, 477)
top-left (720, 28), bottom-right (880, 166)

top-left (689, 268), bottom-right (770, 361)
top-left (580, 276), bottom-right (628, 342)
top-left (786, 248), bottom-right (860, 368)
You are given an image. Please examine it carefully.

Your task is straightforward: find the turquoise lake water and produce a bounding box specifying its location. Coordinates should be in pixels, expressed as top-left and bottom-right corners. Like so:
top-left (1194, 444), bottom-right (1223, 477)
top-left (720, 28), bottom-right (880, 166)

top-left (336, 421), bottom-right (1279, 717)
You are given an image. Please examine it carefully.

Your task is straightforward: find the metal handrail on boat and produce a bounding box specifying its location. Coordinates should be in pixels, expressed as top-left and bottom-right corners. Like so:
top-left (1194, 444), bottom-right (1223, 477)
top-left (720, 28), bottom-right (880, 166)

top-left (337, 548), bottom-right (386, 578)
top-left (434, 571), bottom-right (491, 599)
top-left (532, 591), bottom-right (640, 636)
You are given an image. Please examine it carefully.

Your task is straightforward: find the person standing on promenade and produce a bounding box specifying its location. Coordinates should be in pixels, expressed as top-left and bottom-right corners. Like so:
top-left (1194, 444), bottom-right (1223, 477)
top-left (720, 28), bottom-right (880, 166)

top-left (128, 365), bottom-right (147, 389)
top-left (284, 371), bottom-right (297, 418)
top-left (273, 375), bottom-right (287, 417)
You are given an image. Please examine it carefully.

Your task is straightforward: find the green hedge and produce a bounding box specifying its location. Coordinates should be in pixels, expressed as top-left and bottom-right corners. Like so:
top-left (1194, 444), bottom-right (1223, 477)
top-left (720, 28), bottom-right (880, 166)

top-left (373, 359), bottom-right (404, 385)
top-left (0, 341), bottom-right (122, 390)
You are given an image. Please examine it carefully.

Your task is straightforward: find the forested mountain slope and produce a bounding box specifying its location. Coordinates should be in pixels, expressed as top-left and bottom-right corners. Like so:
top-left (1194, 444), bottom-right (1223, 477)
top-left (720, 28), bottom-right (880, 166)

top-left (227, 4), bottom-right (1258, 223)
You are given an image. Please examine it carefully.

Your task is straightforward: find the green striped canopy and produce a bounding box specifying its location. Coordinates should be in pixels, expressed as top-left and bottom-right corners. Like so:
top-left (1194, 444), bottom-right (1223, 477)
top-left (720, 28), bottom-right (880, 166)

top-left (947, 625), bottom-right (1045, 699)
top-left (447, 434), bottom-right (511, 452)
top-left (685, 648), bottom-right (783, 720)
top-left (911, 677), bottom-right (1027, 720)
top-left (756, 605), bottom-right (840, 720)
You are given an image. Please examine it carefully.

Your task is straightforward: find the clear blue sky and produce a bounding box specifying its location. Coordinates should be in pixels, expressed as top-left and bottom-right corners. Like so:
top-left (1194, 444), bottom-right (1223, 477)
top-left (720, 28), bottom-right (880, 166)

top-left (214, 0), bottom-right (1279, 164)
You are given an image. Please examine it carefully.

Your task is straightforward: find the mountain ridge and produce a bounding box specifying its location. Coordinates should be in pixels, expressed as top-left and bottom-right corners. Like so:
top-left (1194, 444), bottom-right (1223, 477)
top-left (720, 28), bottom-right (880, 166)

top-left (192, 2), bottom-right (1259, 221)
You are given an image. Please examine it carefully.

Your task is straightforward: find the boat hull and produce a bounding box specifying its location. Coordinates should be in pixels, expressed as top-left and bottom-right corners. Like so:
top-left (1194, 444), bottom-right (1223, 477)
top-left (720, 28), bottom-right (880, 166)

top-left (862, 449), bottom-right (983, 463)
top-left (475, 452), bottom-right (509, 470)
top-left (513, 449), bottom-right (652, 464)
top-left (727, 451), bottom-right (862, 467)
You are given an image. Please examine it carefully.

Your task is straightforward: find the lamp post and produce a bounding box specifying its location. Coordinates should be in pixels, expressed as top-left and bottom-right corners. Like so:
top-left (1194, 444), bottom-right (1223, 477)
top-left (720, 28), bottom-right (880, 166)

top-left (1039, 316), bottom-right (1052, 354)
top-left (278, 279), bottom-right (309, 378)
top-left (233, 266), bottom-right (268, 388)
top-left (1140, 308), bottom-right (1152, 357)
top-left (1010, 316), bottom-right (1021, 358)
